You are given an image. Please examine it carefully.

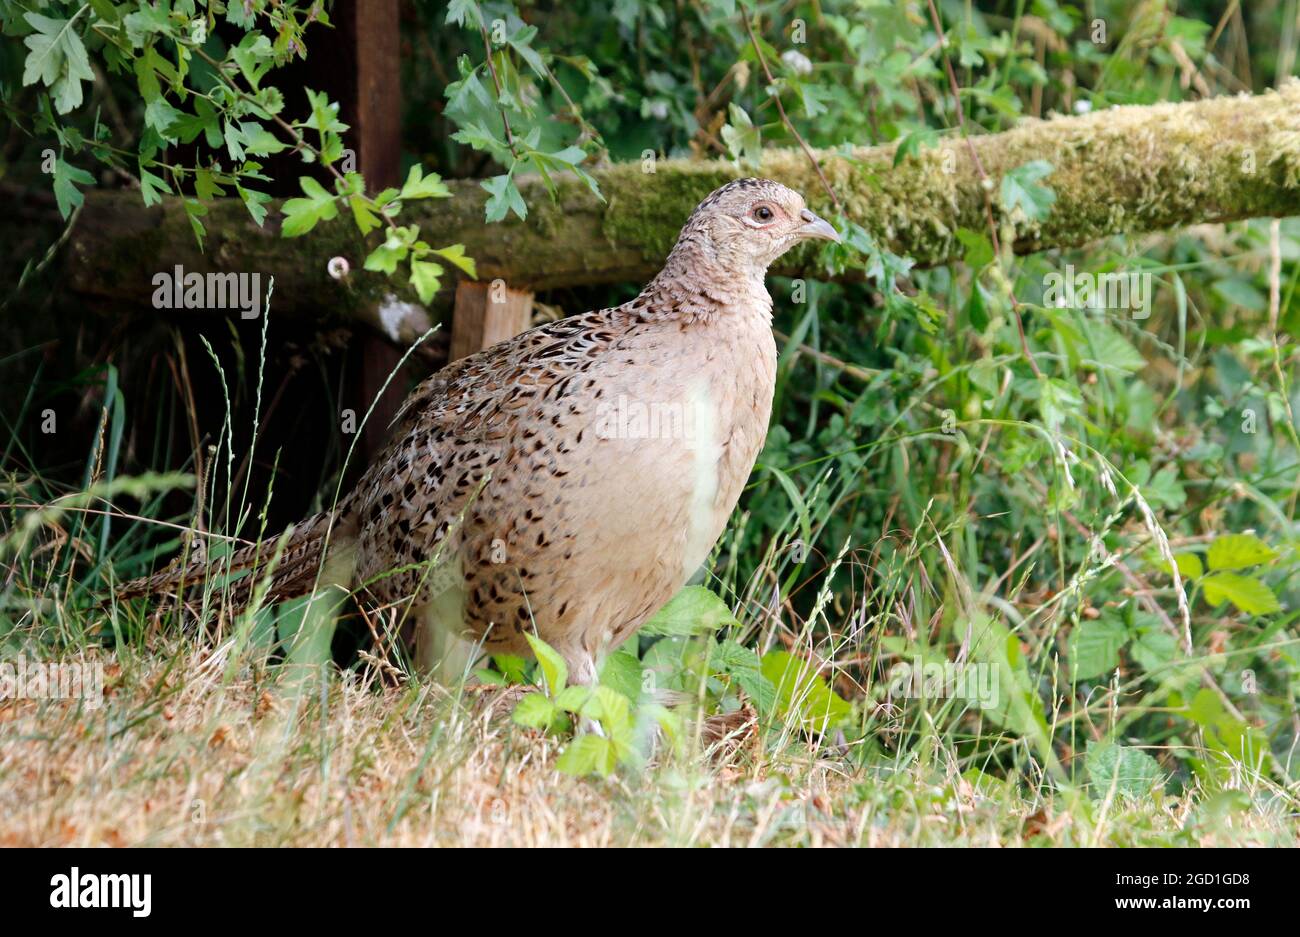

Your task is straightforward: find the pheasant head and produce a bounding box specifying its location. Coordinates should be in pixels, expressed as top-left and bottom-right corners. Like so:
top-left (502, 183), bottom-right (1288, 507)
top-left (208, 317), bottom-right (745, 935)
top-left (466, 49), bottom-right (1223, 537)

top-left (644, 178), bottom-right (839, 321)
top-left (677, 178), bottom-right (837, 268)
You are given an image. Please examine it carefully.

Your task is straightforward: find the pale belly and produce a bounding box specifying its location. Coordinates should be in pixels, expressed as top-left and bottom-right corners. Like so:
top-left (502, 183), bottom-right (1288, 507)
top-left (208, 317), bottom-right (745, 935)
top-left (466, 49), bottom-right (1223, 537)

top-left (568, 376), bottom-right (736, 655)
top-left (415, 317), bottom-right (776, 680)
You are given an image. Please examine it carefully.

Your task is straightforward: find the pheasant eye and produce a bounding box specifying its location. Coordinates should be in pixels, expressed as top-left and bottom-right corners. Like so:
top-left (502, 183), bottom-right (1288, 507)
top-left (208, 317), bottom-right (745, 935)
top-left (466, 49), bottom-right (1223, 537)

top-left (752, 205), bottom-right (774, 222)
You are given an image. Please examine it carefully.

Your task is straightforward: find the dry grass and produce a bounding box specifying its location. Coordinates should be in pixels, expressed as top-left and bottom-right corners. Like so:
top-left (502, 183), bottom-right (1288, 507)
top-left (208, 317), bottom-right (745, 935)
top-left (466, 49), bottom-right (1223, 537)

top-left (2, 638), bottom-right (1293, 847)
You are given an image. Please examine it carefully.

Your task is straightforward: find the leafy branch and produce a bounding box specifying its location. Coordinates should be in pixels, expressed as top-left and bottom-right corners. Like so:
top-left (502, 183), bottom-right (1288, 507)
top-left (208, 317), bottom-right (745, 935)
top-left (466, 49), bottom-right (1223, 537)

top-left (8, 0), bottom-right (471, 304)
top-left (444, 1), bottom-right (605, 222)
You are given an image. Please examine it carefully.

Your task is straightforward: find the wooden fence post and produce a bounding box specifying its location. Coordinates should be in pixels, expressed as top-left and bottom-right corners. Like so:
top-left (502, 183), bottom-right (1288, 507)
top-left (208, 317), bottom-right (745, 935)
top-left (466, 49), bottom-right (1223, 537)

top-left (313, 0), bottom-right (406, 463)
top-left (449, 280), bottom-right (535, 361)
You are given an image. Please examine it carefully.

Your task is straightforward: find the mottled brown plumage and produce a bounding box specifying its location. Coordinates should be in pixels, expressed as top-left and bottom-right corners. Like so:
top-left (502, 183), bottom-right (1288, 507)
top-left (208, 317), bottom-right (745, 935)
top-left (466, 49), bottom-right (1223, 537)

top-left (121, 178), bottom-right (838, 683)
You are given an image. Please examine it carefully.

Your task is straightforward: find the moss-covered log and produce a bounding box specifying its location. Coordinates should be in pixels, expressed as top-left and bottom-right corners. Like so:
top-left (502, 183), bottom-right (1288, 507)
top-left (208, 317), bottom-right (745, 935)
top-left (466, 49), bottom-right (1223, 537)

top-left (65, 81), bottom-right (1300, 320)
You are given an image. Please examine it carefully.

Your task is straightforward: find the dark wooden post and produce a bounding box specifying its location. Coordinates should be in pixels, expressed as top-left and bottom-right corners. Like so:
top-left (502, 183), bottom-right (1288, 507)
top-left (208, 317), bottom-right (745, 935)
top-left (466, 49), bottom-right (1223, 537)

top-left (300, 3), bottom-right (534, 416)
top-left (306, 0), bottom-right (406, 463)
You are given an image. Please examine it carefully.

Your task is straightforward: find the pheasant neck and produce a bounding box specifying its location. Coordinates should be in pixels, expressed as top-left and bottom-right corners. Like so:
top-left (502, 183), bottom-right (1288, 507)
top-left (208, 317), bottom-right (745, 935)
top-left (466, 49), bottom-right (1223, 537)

top-left (634, 243), bottom-right (771, 326)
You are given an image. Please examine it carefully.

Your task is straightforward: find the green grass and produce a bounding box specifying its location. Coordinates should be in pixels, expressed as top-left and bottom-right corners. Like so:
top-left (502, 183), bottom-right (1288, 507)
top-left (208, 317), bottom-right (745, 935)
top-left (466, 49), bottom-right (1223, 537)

top-left (0, 633), bottom-right (1292, 847)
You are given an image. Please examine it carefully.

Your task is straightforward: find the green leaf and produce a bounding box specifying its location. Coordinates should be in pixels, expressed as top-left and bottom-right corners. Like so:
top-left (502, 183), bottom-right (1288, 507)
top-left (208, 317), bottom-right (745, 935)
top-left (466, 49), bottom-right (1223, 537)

top-left (1069, 616), bottom-right (1126, 680)
top-left (348, 196), bottom-right (381, 235)
top-left (892, 128), bottom-right (939, 167)
top-left (1165, 552), bottom-right (1204, 580)
top-left (543, 146), bottom-right (588, 168)
top-left (1083, 321), bottom-right (1145, 373)
top-left (506, 24), bottom-right (549, 79)
top-left (1178, 688), bottom-right (1270, 781)
top-left (1206, 533), bottom-right (1277, 572)
top-left (183, 199), bottom-right (208, 249)
top-left (231, 33), bottom-right (274, 90)
top-left (1133, 460), bottom-right (1186, 512)
top-left (133, 52), bottom-right (162, 105)
top-left (963, 280), bottom-right (991, 331)
top-left (22, 12), bottom-right (94, 114)
top-left (954, 614), bottom-right (1049, 739)
top-left (236, 186), bottom-right (271, 227)
top-left (237, 121), bottom-right (288, 157)
top-left (192, 169), bottom-right (224, 202)
top-left (250, 86), bottom-right (285, 119)
top-left (1086, 742), bottom-right (1164, 800)
top-left (1212, 279), bottom-right (1267, 312)
top-left (760, 650), bottom-right (853, 731)
top-left (451, 121), bottom-right (507, 159)
top-left (556, 733), bottom-right (617, 777)
top-left (796, 80), bottom-right (831, 120)
top-left (223, 120), bottom-right (246, 162)
top-left (896, 292), bottom-right (946, 335)
top-left (720, 103), bottom-right (762, 169)
top-left (409, 259), bottom-right (444, 304)
top-left (1000, 160), bottom-right (1056, 222)
top-left (493, 654), bottom-right (529, 684)
top-left (582, 686), bottom-right (632, 732)
top-left (511, 692), bottom-right (557, 729)
top-left (280, 176), bottom-right (338, 237)
top-left (1129, 627), bottom-right (1179, 673)
top-left (1035, 377), bottom-right (1082, 433)
top-left (445, 0), bottom-right (478, 27)
top-left (524, 632), bottom-right (568, 695)
top-left (52, 157), bottom-right (94, 219)
top-left (143, 97), bottom-right (183, 139)
top-left (1202, 572), bottom-right (1281, 616)
top-left (641, 585), bottom-right (738, 637)
top-left (364, 242), bottom-right (406, 274)
top-left (399, 164), bottom-right (452, 201)
top-left (432, 244), bottom-right (477, 278)
top-left (956, 227), bottom-right (994, 268)
top-left (138, 167), bottom-right (171, 208)
top-left (554, 684), bottom-right (593, 713)
top-left (123, 4), bottom-right (175, 44)
top-left (481, 174), bottom-right (527, 222)
top-left (710, 639), bottom-right (776, 714)
top-left (599, 646), bottom-right (643, 702)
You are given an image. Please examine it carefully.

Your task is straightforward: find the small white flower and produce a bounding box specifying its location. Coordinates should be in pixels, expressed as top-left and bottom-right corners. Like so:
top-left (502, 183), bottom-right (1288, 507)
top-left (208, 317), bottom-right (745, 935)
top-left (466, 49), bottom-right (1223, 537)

top-left (781, 49), bottom-right (814, 76)
top-left (327, 256), bottom-right (350, 280)
top-left (1073, 99), bottom-right (1093, 115)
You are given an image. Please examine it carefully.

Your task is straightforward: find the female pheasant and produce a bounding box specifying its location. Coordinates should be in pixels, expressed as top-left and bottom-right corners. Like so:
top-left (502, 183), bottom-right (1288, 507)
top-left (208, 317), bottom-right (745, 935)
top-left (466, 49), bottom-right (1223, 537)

top-left (121, 178), bottom-right (839, 684)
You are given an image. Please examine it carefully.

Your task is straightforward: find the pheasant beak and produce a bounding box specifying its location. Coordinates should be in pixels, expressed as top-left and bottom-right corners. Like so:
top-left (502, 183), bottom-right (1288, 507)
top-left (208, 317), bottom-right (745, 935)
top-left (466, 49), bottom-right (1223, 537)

top-left (798, 209), bottom-right (840, 243)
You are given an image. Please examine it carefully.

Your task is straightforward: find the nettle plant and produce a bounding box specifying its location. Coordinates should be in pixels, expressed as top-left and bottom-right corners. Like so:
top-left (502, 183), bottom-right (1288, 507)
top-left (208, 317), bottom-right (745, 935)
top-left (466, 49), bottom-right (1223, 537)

top-left (5, 0), bottom-right (604, 301)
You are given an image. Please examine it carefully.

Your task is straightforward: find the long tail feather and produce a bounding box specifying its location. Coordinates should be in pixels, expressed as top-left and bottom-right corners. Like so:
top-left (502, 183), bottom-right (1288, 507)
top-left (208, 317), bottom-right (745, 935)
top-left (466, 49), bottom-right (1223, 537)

top-left (116, 503), bottom-right (356, 609)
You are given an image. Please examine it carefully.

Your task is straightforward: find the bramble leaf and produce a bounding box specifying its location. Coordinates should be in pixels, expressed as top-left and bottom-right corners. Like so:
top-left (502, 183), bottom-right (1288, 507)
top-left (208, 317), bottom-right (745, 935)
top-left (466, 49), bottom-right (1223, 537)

top-left (1202, 572), bottom-right (1280, 616)
top-left (1206, 533), bottom-right (1276, 572)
